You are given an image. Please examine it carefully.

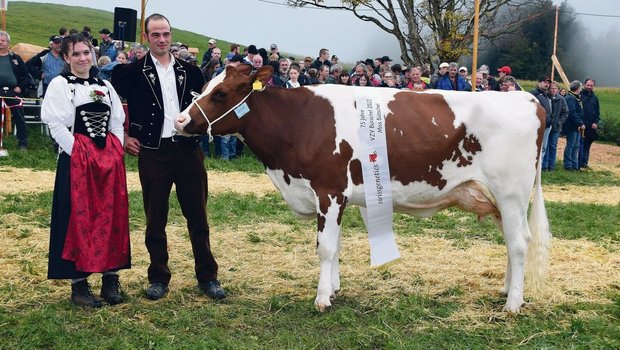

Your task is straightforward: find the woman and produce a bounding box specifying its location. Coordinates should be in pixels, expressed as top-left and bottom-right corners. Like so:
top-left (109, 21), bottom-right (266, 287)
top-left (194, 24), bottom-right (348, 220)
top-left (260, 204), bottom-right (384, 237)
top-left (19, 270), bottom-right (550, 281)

top-left (284, 65), bottom-right (301, 88)
top-left (201, 57), bottom-right (221, 83)
top-left (98, 51), bottom-right (128, 81)
top-left (41, 35), bottom-right (130, 308)
top-left (355, 74), bottom-right (370, 87)
top-left (338, 72), bottom-right (351, 85)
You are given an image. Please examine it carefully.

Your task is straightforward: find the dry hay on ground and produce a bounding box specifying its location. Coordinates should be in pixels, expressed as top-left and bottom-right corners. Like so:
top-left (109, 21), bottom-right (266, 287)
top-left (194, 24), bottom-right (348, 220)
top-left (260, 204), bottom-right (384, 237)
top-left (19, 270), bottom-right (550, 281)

top-left (0, 165), bottom-right (618, 205)
top-left (1, 218), bottom-right (618, 321)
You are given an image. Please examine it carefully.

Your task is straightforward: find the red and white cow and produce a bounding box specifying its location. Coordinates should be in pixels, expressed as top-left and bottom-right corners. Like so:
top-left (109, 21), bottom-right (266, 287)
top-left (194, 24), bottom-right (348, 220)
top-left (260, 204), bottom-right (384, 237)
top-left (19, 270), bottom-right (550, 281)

top-left (175, 65), bottom-right (551, 313)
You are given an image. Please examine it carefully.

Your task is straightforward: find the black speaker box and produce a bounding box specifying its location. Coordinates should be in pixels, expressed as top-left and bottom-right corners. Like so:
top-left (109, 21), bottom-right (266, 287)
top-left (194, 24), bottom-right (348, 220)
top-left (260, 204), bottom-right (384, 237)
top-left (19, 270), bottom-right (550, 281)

top-left (113, 7), bottom-right (137, 41)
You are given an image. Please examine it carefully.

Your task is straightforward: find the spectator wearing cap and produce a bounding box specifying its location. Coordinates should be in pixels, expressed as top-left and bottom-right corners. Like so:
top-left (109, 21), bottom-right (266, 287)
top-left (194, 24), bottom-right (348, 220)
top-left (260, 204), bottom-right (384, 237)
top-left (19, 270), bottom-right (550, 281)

top-left (494, 65), bottom-right (511, 91)
top-left (529, 76), bottom-right (553, 167)
top-left (200, 38), bottom-right (217, 68)
top-left (436, 62), bottom-right (471, 91)
top-left (380, 56), bottom-right (392, 67)
top-left (478, 64), bottom-right (497, 90)
top-left (311, 48), bottom-right (331, 70)
top-left (98, 28), bottom-right (117, 61)
top-left (331, 55), bottom-right (339, 65)
top-left (269, 43), bottom-right (281, 60)
top-left (459, 66), bottom-right (469, 85)
top-left (170, 45), bottom-right (180, 59)
top-left (431, 62), bottom-right (449, 88)
top-left (27, 34), bottom-right (64, 96)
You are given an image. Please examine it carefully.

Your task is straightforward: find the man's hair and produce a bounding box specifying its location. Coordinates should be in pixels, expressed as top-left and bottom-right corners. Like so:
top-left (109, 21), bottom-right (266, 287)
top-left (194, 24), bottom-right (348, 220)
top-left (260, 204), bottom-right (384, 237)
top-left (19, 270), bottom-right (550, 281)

top-left (230, 43), bottom-right (239, 51)
top-left (319, 48), bottom-right (329, 55)
top-left (59, 27), bottom-right (67, 36)
top-left (569, 80), bottom-right (582, 92)
top-left (145, 13), bottom-right (170, 34)
top-left (584, 78), bottom-right (596, 85)
top-left (503, 75), bottom-right (517, 85)
top-left (449, 62), bottom-right (458, 69)
top-left (0, 31), bottom-right (10, 42)
top-left (330, 64), bottom-right (342, 74)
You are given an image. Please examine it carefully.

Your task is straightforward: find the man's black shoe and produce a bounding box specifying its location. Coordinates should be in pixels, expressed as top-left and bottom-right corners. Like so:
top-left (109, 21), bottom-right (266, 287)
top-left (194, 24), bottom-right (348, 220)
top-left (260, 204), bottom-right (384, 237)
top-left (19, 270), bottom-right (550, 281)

top-left (146, 282), bottom-right (169, 300)
top-left (71, 280), bottom-right (103, 308)
top-left (199, 280), bottom-right (226, 299)
top-left (101, 274), bottom-right (123, 305)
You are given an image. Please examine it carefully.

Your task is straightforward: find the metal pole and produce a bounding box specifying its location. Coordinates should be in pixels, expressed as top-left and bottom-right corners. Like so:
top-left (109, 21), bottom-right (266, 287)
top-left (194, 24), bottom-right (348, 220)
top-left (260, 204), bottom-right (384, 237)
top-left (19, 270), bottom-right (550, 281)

top-left (551, 5), bottom-right (559, 81)
top-left (471, 0), bottom-right (480, 92)
top-left (140, 0), bottom-right (146, 44)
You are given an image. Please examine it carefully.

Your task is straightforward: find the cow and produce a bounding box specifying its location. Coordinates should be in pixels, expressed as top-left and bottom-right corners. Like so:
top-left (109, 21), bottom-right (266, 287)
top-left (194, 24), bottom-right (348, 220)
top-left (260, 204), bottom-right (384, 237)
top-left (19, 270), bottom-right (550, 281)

top-left (175, 65), bottom-right (551, 313)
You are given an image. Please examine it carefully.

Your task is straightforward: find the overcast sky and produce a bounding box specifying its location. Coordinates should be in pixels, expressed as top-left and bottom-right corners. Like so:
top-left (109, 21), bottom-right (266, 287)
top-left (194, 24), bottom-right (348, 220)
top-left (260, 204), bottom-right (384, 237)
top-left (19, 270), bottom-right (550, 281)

top-left (12, 0), bottom-right (620, 64)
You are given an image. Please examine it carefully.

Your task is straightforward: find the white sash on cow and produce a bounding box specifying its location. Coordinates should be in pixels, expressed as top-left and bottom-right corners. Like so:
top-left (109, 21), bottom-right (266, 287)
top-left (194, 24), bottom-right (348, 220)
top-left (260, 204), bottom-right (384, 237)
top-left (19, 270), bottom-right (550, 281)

top-left (356, 93), bottom-right (401, 267)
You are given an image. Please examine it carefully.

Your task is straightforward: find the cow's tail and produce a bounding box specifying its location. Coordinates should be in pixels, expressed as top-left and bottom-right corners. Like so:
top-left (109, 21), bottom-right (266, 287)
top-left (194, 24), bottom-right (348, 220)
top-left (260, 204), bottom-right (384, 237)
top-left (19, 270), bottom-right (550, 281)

top-left (525, 157), bottom-right (552, 292)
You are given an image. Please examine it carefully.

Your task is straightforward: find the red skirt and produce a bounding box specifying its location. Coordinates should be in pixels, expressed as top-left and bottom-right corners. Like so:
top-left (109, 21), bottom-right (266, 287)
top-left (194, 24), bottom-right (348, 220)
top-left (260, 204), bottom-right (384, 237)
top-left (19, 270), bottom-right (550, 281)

top-left (61, 133), bottom-right (130, 272)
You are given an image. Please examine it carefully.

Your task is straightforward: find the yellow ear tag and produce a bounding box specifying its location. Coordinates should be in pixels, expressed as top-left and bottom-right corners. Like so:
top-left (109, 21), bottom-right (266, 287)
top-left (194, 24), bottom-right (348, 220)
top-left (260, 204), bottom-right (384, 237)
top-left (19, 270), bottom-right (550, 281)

top-left (252, 80), bottom-right (263, 91)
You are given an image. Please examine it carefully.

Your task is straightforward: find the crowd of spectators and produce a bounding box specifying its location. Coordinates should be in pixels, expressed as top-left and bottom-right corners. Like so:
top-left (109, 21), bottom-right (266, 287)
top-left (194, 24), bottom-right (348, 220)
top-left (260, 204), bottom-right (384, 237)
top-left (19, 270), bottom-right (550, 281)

top-left (2, 26), bottom-right (600, 169)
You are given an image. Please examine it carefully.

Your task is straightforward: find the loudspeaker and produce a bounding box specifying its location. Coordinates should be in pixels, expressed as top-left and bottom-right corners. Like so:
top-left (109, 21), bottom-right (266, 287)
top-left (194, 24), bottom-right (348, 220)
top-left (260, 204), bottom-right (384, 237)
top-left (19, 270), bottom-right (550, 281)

top-left (113, 7), bottom-right (137, 42)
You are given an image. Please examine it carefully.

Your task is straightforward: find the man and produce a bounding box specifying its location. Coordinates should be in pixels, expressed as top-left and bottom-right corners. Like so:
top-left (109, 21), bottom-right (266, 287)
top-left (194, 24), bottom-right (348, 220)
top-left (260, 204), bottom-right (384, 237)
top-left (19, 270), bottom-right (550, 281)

top-left (494, 66), bottom-right (511, 91)
top-left (112, 13), bottom-right (226, 301)
top-left (380, 55), bottom-right (392, 68)
top-left (579, 78), bottom-right (600, 169)
top-left (226, 43), bottom-right (239, 61)
top-left (543, 82), bottom-right (569, 171)
top-left (251, 54), bottom-right (263, 70)
top-left (0, 31), bottom-right (32, 151)
top-left (98, 28), bottom-right (117, 61)
top-left (244, 44), bottom-right (258, 64)
top-left (271, 58), bottom-right (290, 87)
top-left (499, 76), bottom-right (517, 92)
top-left (269, 43), bottom-right (281, 60)
top-left (325, 64), bottom-right (342, 84)
top-left (529, 76), bottom-right (552, 167)
top-left (430, 62), bottom-right (449, 88)
top-left (436, 62), bottom-right (471, 91)
top-left (311, 48), bottom-right (331, 70)
top-left (27, 35), bottom-right (64, 96)
top-left (200, 38), bottom-right (217, 68)
top-left (563, 81), bottom-right (585, 171)
top-left (459, 66), bottom-right (468, 79)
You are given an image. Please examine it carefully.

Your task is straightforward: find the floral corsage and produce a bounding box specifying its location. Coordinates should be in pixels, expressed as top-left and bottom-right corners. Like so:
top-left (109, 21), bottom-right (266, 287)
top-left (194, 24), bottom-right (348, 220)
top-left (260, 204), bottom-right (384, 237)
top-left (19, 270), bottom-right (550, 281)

top-left (89, 87), bottom-right (108, 103)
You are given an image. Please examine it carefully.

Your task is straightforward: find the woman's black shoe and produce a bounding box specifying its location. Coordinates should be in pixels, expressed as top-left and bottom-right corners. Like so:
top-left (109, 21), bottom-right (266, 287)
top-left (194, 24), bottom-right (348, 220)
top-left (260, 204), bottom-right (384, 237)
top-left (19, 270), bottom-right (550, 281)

top-left (101, 274), bottom-right (123, 305)
top-left (71, 280), bottom-right (103, 308)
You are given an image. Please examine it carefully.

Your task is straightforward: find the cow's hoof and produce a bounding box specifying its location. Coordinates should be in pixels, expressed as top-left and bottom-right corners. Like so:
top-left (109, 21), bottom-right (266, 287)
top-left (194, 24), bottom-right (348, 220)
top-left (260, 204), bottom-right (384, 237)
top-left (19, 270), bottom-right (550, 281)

top-left (502, 300), bottom-right (524, 313)
top-left (314, 300), bottom-right (332, 313)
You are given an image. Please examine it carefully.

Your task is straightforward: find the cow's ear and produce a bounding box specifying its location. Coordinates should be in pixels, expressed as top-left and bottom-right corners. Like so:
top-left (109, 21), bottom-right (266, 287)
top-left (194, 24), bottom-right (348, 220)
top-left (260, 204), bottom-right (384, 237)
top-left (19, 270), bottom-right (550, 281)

top-left (235, 63), bottom-right (253, 76)
top-left (250, 66), bottom-right (274, 87)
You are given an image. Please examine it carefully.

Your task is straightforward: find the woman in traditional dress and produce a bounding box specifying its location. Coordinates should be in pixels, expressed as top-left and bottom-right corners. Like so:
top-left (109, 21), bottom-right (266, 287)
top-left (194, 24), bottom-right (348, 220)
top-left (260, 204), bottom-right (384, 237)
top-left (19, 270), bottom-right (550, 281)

top-left (41, 35), bottom-right (130, 308)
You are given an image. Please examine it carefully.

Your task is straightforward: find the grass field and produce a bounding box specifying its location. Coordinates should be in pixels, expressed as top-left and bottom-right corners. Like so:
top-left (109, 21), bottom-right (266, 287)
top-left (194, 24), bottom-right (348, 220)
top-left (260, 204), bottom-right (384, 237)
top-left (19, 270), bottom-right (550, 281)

top-left (0, 128), bottom-right (619, 349)
top-left (1, 2), bottom-right (619, 348)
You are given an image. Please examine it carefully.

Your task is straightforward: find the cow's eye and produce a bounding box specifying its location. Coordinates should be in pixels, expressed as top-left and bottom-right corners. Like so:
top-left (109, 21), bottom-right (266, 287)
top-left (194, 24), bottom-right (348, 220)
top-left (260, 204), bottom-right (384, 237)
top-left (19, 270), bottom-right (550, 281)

top-left (212, 90), bottom-right (227, 101)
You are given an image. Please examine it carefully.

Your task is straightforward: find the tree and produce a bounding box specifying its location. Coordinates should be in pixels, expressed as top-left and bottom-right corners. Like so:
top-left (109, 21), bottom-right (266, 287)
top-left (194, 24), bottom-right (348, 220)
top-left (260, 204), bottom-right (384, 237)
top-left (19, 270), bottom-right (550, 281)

top-left (288, 0), bottom-right (527, 68)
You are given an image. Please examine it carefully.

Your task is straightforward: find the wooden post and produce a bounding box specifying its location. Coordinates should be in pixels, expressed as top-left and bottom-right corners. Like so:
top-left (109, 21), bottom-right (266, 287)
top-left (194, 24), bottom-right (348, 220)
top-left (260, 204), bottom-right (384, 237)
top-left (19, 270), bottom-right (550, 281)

top-left (551, 5), bottom-right (559, 81)
top-left (1, 0), bottom-right (6, 31)
top-left (471, 0), bottom-right (480, 91)
top-left (139, 0), bottom-right (146, 44)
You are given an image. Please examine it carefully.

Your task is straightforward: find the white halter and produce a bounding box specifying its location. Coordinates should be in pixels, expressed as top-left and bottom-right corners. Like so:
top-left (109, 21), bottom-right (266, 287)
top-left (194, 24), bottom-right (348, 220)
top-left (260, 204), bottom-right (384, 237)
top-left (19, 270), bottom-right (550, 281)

top-left (190, 90), bottom-right (254, 142)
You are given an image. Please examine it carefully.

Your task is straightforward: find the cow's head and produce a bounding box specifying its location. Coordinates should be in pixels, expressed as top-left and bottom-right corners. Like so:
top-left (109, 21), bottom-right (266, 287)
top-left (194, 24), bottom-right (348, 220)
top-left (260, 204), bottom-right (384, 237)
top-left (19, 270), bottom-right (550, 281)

top-left (175, 64), bottom-right (273, 140)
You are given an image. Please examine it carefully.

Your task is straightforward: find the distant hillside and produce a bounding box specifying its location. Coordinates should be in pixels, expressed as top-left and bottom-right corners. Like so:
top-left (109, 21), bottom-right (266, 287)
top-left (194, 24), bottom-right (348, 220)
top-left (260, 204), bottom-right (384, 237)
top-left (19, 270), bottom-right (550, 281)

top-left (5, 2), bottom-right (233, 58)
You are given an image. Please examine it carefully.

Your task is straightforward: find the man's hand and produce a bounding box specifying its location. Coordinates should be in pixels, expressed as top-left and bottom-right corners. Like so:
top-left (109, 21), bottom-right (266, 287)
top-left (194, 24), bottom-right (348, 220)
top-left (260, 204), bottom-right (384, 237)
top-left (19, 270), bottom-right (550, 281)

top-left (13, 87), bottom-right (21, 95)
top-left (124, 134), bottom-right (141, 156)
top-left (591, 123), bottom-right (598, 130)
